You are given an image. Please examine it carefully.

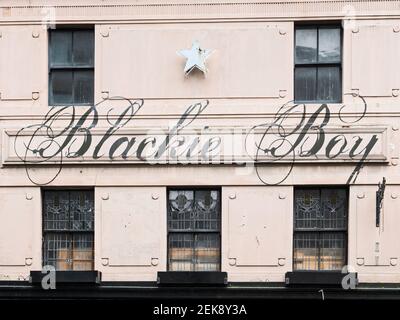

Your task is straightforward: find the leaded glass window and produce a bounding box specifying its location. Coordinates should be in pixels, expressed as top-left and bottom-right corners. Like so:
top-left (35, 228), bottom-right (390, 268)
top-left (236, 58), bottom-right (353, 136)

top-left (293, 188), bottom-right (347, 271)
top-left (167, 189), bottom-right (221, 271)
top-left (295, 25), bottom-right (342, 103)
top-left (49, 29), bottom-right (94, 106)
top-left (43, 190), bottom-right (94, 271)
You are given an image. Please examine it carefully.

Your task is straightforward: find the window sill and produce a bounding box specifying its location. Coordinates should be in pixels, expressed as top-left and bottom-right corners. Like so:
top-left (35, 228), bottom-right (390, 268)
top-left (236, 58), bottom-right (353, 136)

top-left (157, 271), bottom-right (227, 286)
top-left (48, 103), bottom-right (94, 107)
top-left (29, 270), bottom-right (101, 285)
top-left (292, 102), bottom-right (343, 106)
top-left (285, 271), bottom-right (357, 287)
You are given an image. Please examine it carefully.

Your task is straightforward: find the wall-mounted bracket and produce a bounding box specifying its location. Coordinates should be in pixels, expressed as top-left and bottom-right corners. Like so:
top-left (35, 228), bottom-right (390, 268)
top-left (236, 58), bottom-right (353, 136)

top-left (376, 177), bottom-right (386, 227)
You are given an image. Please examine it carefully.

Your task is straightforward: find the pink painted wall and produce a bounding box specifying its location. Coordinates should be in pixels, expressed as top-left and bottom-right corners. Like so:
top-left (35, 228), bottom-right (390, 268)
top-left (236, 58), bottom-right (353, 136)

top-left (0, 1), bottom-right (400, 283)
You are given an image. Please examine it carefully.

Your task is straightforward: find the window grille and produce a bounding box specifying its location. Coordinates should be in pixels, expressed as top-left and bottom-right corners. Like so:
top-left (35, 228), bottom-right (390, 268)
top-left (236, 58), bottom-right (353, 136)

top-left (43, 190), bottom-right (94, 271)
top-left (167, 189), bottom-right (221, 271)
top-left (293, 188), bottom-right (347, 271)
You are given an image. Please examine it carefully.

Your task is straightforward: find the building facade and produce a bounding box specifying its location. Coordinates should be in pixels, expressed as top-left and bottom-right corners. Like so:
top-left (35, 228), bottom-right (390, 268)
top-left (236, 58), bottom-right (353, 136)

top-left (1, 0), bottom-right (400, 299)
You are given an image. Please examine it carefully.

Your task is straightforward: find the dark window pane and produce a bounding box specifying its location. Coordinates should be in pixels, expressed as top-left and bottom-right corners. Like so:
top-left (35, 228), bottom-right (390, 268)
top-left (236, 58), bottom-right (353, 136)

top-left (195, 233), bottom-right (220, 271)
top-left (293, 232), bottom-right (319, 271)
top-left (70, 191), bottom-right (94, 231)
top-left (50, 31), bottom-right (72, 67)
top-left (294, 189), bottom-right (320, 229)
top-left (168, 233), bottom-right (194, 271)
top-left (73, 70), bottom-right (94, 105)
top-left (43, 190), bottom-right (94, 232)
top-left (43, 233), bottom-right (94, 271)
top-left (319, 28), bottom-right (341, 63)
top-left (73, 31), bottom-right (94, 66)
top-left (43, 233), bottom-right (72, 270)
top-left (295, 28), bottom-right (317, 64)
top-left (317, 67), bottom-right (341, 102)
top-left (72, 233), bottom-right (94, 270)
top-left (43, 191), bottom-right (70, 230)
top-left (168, 190), bottom-right (194, 231)
top-left (194, 190), bottom-right (220, 231)
top-left (295, 188), bottom-right (347, 230)
top-left (319, 233), bottom-right (346, 270)
top-left (321, 189), bottom-right (347, 229)
top-left (50, 70), bottom-right (73, 105)
top-left (295, 67), bottom-right (317, 101)
top-left (49, 29), bottom-right (94, 106)
top-left (168, 233), bottom-right (220, 272)
top-left (168, 190), bottom-right (220, 232)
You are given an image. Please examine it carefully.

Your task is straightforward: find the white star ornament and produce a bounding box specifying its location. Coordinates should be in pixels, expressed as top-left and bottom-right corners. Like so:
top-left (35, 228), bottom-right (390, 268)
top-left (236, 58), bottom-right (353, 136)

top-left (178, 41), bottom-right (213, 76)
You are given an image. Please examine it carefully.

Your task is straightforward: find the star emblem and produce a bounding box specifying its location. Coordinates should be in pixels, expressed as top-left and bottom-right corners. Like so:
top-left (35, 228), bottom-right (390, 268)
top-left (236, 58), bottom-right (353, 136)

top-left (178, 41), bottom-right (213, 76)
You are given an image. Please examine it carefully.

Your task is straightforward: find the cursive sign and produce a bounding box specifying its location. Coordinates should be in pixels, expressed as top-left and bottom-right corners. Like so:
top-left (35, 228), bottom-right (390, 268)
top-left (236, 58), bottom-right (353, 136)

top-left (13, 95), bottom-right (379, 185)
top-left (246, 95), bottom-right (378, 185)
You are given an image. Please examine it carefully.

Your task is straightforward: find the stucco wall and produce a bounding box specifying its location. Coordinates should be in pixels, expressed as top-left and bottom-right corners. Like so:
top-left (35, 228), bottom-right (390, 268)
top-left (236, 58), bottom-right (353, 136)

top-left (0, 1), bottom-right (400, 283)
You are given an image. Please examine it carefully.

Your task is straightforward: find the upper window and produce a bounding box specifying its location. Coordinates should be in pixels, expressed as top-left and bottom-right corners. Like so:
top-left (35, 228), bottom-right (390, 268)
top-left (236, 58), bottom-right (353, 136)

top-left (49, 29), bottom-right (94, 106)
top-left (293, 188), bottom-right (348, 271)
top-left (167, 189), bottom-right (221, 272)
top-left (295, 25), bottom-right (342, 103)
top-left (43, 190), bottom-right (94, 271)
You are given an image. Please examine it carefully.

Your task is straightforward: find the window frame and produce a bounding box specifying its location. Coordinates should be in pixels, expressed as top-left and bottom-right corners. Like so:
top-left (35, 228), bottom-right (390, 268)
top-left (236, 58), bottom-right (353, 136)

top-left (42, 188), bottom-right (95, 271)
top-left (48, 27), bottom-right (95, 107)
top-left (294, 23), bottom-right (343, 104)
top-left (292, 186), bottom-right (349, 272)
top-left (166, 187), bottom-right (222, 272)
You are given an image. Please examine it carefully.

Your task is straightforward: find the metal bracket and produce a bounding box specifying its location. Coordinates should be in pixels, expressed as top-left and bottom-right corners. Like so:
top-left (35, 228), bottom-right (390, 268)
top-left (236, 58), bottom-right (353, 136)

top-left (376, 177), bottom-right (386, 227)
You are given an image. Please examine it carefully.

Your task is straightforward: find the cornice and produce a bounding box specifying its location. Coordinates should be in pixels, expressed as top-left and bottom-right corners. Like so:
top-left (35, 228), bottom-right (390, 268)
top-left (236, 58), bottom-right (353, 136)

top-left (0, 0), bottom-right (399, 24)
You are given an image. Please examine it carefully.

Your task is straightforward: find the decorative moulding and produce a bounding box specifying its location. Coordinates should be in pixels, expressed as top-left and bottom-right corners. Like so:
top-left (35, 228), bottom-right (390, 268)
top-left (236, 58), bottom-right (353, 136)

top-left (151, 258), bottom-right (159, 266)
top-left (101, 193), bottom-right (109, 200)
top-left (279, 90), bottom-right (287, 98)
top-left (32, 92), bottom-right (40, 100)
top-left (101, 91), bottom-right (109, 99)
top-left (1, 1), bottom-right (400, 22)
top-left (279, 28), bottom-right (287, 35)
top-left (228, 257), bottom-right (282, 267)
top-left (100, 30), bottom-right (109, 37)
